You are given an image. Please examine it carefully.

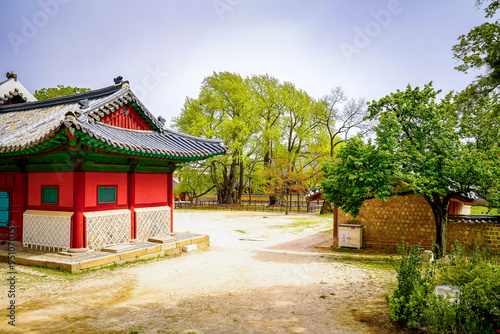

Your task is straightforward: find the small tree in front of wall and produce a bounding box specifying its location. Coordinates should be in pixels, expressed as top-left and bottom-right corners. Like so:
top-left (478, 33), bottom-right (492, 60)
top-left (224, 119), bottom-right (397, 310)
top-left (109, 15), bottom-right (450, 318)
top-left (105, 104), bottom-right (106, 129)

top-left (321, 83), bottom-right (500, 257)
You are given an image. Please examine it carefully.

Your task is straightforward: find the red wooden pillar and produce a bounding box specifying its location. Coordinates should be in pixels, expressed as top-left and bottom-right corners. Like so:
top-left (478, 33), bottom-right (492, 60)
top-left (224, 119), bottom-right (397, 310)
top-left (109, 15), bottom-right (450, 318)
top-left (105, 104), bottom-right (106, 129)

top-left (19, 172), bottom-right (27, 242)
top-left (333, 205), bottom-right (339, 248)
top-left (73, 171), bottom-right (85, 248)
top-left (128, 172), bottom-right (136, 239)
top-left (167, 173), bottom-right (173, 233)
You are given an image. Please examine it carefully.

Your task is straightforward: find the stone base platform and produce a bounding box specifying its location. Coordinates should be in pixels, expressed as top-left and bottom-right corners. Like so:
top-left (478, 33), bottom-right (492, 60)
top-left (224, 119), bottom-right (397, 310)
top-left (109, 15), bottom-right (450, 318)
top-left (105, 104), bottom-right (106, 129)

top-left (0, 233), bottom-right (209, 272)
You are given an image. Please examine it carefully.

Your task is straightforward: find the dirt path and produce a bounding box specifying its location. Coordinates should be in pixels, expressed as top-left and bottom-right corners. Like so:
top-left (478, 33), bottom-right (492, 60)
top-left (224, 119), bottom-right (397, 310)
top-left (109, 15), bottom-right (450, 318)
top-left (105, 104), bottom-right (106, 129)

top-left (0, 210), bottom-right (407, 334)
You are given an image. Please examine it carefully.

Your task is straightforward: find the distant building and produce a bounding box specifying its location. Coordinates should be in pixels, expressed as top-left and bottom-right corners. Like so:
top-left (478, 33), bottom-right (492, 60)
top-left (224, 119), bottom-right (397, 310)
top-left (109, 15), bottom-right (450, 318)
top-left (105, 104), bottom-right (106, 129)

top-left (0, 73), bottom-right (37, 105)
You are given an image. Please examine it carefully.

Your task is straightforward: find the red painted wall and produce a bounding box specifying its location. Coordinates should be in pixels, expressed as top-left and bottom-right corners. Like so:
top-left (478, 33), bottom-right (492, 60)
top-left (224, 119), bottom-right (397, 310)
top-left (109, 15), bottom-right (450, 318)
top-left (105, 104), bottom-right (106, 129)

top-left (0, 172), bottom-right (27, 242)
top-left (100, 104), bottom-right (154, 131)
top-left (448, 200), bottom-right (463, 215)
top-left (135, 173), bottom-right (169, 205)
top-left (84, 171), bottom-right (128, 208)
top-left (28, 171), bottom-right (74, 208)
top-left (2, 96), bottom-right (25, 105)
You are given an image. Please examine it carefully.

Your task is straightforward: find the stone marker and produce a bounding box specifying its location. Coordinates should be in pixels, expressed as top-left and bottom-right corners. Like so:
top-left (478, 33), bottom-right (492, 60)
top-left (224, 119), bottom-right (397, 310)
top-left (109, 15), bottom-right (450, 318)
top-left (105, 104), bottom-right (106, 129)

top-left (423, 250), bottom-right (434, 263)
top-left (182, 244), bottom-right (197, 252)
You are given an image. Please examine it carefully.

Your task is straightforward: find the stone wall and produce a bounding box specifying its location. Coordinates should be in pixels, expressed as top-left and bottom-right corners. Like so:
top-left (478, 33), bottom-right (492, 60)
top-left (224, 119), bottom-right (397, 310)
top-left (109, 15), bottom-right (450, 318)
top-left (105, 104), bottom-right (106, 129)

top-left (448, 221), bottom-right (500, 254)
top-left (337, 194), bottom-right (500, 253)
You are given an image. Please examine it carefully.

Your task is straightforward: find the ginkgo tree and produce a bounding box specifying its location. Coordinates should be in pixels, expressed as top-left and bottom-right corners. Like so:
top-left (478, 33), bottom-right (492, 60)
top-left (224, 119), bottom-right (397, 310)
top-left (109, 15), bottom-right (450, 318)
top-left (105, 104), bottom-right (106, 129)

top-left (174, 71), bottom-right (371, 206)
top-left (173, 71), bottom-right (257, 204)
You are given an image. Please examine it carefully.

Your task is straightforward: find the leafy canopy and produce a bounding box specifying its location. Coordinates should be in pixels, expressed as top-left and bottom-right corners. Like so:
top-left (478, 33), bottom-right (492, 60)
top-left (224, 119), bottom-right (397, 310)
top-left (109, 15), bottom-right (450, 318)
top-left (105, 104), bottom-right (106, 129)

top-left (173, 72), bottom-right (361, 204)
top-left (321, 83), bottom-right (500, 217)
top-left (453, 0), bottom-right (500, 110)
top-left (34, 85), bottom-right (91, 100)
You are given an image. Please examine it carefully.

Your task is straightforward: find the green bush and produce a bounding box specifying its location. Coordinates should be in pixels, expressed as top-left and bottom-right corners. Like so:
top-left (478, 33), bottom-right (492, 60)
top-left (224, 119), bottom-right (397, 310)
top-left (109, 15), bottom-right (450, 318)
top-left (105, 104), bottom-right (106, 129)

top-left (436, 242), bottom-right (500, 333)
top-left (424, 294), bottom-right (458, 334)
top-left (387, 239), bottom-right (500, 333)
top-left (386, 239), bottom-right (436, 327)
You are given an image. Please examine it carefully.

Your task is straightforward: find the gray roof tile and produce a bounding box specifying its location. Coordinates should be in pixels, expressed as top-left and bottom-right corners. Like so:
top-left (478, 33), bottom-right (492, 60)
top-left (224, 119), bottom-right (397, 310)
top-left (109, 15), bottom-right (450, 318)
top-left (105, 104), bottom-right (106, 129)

top-left (0, 82), bottom-right (227, 159)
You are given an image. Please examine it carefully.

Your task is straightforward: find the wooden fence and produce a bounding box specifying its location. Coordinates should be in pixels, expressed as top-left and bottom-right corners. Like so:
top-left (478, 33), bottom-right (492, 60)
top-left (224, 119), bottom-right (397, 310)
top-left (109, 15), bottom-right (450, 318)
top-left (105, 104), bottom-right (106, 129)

top-left (174, 200), bottom-right (324, 212)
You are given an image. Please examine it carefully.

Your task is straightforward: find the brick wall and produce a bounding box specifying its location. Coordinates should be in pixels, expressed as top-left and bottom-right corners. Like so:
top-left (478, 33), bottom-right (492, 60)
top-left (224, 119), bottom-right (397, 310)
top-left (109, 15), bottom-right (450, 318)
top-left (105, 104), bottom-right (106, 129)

top-left (448, 221), bottom-right (500, 254)
top-left (337, 194), bottom-right (500, 253)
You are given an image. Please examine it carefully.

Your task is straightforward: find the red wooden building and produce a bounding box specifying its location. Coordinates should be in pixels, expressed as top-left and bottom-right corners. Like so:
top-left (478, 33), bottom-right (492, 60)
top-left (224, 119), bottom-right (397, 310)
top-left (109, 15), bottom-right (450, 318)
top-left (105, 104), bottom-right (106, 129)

top-left (0, 77), bottom-right (226, 252)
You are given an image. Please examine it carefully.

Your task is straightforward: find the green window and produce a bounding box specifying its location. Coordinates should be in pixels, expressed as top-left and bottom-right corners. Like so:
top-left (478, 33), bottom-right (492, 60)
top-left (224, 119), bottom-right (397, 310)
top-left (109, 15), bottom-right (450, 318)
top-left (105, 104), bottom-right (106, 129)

top-left (42, 187), bottom-right (58, 204)
top-left (98, 187), bottom-right (116, 204)
top-left (0, 192), bottom-right (9, 226)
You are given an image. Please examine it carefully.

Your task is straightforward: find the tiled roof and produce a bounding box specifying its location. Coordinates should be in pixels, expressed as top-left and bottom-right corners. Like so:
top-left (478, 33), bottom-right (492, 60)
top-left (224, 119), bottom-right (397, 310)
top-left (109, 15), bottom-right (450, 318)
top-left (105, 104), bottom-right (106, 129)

top-left (448, 214), bottom-right (500, 224)
top-left (0, 78), bottom-right (37, 105)
top-left (0, 82), bottom-right (226, 160)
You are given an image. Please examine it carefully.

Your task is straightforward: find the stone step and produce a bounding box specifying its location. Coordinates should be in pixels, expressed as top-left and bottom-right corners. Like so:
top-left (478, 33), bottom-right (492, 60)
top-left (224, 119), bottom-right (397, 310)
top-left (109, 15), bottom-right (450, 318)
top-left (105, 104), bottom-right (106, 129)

top-left (101, 244), bottom-right (138, 253)
top-left (148, 236), bottom-right (176, 243)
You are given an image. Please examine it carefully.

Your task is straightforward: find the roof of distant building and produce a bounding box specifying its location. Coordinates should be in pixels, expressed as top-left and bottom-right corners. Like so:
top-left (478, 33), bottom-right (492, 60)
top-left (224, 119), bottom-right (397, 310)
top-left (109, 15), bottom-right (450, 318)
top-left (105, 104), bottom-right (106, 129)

top-left (0, 76), bottom-right (37, 105)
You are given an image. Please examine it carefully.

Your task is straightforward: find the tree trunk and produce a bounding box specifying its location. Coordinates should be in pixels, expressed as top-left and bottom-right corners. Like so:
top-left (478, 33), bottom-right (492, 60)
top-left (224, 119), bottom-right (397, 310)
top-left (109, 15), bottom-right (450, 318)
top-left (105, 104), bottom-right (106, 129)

top-left (330, 136), bottom-right (335, 157)
top-left (426, 194), bottom-right (451, 258)
top-left (434, 213), bottom-right (448, 258)
top-left (320, 200), bottom-right (333, 215)
top-left (221, 158), bottom-right (238, 204)
top-left (285, 183), bottom-right (289, 216)
top-left (237, 159), bottom-right (244, 204)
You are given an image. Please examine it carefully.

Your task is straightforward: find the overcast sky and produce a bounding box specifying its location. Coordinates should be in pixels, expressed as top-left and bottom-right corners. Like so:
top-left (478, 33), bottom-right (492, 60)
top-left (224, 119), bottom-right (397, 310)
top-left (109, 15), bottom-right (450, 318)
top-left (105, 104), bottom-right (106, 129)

top-left (0, 0), bottom-right (492, 127)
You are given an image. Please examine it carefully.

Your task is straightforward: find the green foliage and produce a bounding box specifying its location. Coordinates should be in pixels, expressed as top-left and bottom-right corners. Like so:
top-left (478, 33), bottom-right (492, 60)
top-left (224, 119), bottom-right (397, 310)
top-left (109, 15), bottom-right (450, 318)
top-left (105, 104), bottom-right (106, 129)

top-left (386, 240), bottom-right (435, 327)
top-left (453, 1), bottom-right (500, 115)
top-left (174, 163), bottom-right (215, 201)
top-left (173, 72), bottom-right (259, 204)
top-left (321, 137), bottom-right (395, 216)
top-left (423, 294), bottom-right (459, 334)
top-left (476, 0), bottom-right (500, 18)
top-left (436, 242), bottom-right (500, 333)
top-left (321, 83), bottom-right (500, 253)
top-left (173, 71), bottom-right (366, 205)
top-left (471, 205), bottom-right (500, 215)
top-left (387, 239), bottom-right (500, 333)
top-left (34, 85), bottom-right (91, 100)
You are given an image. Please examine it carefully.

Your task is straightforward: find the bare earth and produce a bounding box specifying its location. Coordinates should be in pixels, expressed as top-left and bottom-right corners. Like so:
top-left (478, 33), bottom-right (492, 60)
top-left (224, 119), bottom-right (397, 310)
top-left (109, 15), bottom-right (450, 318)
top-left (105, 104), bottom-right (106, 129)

top-left (0, 210), bottom-right (408, 334)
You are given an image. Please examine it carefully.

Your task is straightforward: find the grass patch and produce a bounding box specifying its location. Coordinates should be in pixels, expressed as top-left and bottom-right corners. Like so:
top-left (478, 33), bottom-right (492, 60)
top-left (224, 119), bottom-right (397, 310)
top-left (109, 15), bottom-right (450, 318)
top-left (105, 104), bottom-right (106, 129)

top-left (470, 205), bottom-right (500, 215)
top-left (327, 252), bottom-right (397, 271)
top-left (272, 217), bottom-right (330, 231)
top-left (329, 247), bottom-right (397, 256)
top-left (272, 220), bottom-right (319, 229)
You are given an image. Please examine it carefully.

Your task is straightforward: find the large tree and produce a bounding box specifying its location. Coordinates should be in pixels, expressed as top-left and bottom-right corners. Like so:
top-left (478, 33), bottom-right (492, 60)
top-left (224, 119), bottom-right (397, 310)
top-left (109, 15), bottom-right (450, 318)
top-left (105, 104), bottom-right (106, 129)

top-left (174, 163), bottom-right (216, 202)
top-left (321, 83), bottom-right (500, 256)
top-left (174, 72), bottom-right (332, 206)
top-left (317, 87), bottom-right (372, 157)
top-left (173, 72), bottom-right (257, 204)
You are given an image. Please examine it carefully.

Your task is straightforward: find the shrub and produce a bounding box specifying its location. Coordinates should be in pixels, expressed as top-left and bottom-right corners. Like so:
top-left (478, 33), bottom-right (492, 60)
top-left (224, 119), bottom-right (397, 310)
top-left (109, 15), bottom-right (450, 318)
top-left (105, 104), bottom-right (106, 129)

top-left (436, 242), bottom-right (500, 333)
top-left (387, 239), bottom-right (500, 333)
top-left (386, 239), bottom-right (435, 327)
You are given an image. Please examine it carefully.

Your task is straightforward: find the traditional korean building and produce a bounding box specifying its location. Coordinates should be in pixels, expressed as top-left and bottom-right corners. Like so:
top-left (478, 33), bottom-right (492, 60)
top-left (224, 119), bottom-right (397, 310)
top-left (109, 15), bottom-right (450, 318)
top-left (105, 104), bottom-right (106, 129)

top-left (0, 76), bottom-right (226, 252)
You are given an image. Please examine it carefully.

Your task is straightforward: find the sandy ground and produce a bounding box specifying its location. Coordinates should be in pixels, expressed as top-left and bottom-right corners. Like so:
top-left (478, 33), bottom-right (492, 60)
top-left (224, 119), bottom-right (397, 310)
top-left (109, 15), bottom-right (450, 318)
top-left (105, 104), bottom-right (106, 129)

top-left (0, 210), bottom-right (408, 334)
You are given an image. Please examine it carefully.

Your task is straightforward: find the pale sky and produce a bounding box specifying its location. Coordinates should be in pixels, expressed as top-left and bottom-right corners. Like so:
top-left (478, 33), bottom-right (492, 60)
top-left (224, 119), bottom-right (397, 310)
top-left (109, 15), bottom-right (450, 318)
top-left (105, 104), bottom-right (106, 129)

top-left (0, 0), bottom-right (492, 127)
